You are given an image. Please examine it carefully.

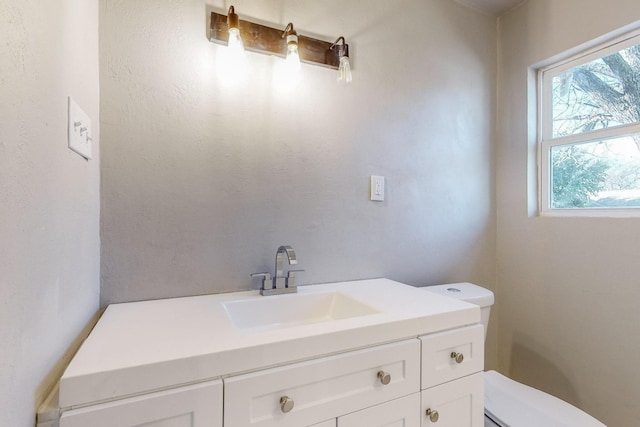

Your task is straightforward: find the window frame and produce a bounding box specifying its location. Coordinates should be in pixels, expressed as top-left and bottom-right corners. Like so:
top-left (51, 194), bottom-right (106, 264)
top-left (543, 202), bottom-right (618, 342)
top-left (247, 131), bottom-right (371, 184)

top-left (538, 29), bottom-right (640, 217)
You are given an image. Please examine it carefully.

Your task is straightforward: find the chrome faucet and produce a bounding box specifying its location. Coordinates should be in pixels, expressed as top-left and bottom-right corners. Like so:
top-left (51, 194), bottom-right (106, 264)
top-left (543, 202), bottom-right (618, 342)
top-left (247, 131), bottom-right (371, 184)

top-left (251, 245), bottom-right (303, 296)
top-left (274, 245), bottom-right (296, 288)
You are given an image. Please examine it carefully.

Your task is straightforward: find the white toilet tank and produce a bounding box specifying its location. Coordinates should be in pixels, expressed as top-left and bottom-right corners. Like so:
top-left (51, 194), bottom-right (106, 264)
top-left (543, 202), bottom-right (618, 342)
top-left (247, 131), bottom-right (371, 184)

top-left (421, 282), bottom-right (494, 340)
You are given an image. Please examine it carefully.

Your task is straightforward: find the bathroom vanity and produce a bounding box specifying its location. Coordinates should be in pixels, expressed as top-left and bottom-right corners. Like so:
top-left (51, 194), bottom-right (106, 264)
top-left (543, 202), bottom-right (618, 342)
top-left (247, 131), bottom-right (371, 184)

top-left (38, 279), bottom-right (485, 427)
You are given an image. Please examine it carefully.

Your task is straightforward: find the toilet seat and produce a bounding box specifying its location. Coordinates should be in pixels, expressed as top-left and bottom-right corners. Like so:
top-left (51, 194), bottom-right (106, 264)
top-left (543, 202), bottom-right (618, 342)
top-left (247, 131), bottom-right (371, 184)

top-left (484, 371), bottom-right (606, 427)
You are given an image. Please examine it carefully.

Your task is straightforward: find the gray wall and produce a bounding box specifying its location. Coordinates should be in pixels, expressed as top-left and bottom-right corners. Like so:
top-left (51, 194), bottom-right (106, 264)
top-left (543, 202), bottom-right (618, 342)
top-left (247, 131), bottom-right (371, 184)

top-left (99, 0), bottom-right (498, 338)
top-left (0, 1), bottom-right (100, 426)
top-left (497, 1), bottom-right (640, 426)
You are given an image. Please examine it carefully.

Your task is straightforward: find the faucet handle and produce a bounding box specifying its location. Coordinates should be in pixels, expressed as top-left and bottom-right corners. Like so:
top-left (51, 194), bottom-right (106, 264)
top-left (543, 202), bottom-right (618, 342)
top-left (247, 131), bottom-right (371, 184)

top-left (250, 272), bottom-right (273, 291)
top-left (286, 270), bottom-right (305, 288)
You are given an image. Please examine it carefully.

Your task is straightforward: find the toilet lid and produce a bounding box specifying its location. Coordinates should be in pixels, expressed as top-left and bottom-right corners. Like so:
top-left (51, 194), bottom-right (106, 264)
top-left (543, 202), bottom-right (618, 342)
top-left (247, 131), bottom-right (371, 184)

top-left (484, 371), bottom-right (606, 427)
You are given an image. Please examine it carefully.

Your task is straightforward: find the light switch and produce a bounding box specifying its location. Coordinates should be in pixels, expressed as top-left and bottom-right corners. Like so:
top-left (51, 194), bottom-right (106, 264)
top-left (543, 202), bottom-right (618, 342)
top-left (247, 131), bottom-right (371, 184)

top-left (370, 176), bottom-right (385, 201)
top-left (68, 96), bottom-right (92, 159)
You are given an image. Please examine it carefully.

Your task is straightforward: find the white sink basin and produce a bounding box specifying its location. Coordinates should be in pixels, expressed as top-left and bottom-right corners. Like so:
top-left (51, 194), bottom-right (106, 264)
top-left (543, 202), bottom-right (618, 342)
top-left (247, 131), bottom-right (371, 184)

top-left (221, 291), bottom-right (381, 332)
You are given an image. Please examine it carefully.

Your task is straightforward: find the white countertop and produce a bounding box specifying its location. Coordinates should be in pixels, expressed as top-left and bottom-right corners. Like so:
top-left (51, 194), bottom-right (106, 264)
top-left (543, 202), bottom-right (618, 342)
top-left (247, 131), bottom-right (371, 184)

top-left (59, 279), bottom-right (480, 409)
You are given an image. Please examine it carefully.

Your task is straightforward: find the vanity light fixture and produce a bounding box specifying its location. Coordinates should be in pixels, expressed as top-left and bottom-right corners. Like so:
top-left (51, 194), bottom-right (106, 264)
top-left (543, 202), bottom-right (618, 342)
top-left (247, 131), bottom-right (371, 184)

top-left (209, 6), bottom-right (352, 82)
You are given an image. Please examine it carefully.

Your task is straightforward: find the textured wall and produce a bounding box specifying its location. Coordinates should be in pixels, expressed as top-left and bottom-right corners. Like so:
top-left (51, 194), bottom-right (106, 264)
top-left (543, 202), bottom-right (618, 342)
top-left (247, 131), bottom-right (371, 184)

top-left (0, 0), bottom-right (100, 426)
top-left (496, 1), bottom-right (640, 426)
top-left (99, 0), bottom-right (497, 367)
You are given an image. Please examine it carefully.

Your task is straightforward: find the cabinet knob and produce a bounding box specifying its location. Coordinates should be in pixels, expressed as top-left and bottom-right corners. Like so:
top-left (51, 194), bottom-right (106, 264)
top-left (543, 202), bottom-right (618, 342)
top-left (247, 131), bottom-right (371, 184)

top-left (280, 396), bottom-right (294, 413)
top-left (450, 352), bottom-right (464, 364)
top-left (377, 370), bottom-right (391, 385)
top-left (426, 408), bottom-right (440, 422)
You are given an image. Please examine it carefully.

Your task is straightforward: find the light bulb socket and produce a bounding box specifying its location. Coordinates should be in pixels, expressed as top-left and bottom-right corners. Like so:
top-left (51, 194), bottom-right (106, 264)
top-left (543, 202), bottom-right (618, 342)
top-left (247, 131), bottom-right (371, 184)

top-left (338, 44), bottom-right (349, 59)
top-left (282, 23), bottom-right (298, 45)
top-left (227, 5), bottom-right (239, 31)
top-left (286, 33), bottom-right (299, 48)
top-left (330, 36), bottom-right (349, 61)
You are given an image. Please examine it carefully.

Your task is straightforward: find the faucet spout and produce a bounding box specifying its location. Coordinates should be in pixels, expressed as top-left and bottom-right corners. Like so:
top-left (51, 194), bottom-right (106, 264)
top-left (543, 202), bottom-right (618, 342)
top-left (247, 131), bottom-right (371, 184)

top-left (275, 245), bottom-right (297, 279)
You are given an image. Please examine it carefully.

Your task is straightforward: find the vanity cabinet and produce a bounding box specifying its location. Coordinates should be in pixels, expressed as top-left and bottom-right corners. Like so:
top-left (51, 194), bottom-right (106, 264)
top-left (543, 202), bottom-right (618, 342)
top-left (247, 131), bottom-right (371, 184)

top-left (41, 280), bottom-right (485, 427)
top-left (59, 380), bottom-right (222, 427)
top-left (51, 327), bottom-right (484, 427)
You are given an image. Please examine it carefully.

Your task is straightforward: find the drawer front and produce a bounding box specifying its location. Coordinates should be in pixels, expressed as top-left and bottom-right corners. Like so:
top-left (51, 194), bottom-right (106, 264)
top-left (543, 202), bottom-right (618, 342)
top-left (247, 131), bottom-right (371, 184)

top-left (224, 339), bottom-right (420, 427)
top-left (421, 372), bottom-right (484, 426)
top-left (60, 380), bottom-right (222, 427)
top-left (420, 324), bottom-right (484, 389)
top-left (338, 393), bottom-right (421, 427)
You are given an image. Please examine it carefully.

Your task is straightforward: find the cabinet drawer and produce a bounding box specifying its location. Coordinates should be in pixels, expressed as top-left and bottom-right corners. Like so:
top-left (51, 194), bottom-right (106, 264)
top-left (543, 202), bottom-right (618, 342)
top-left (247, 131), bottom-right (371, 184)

top-left (224, 339), bottom-right (420, 427)
top-left (338, 393), bottom-right (420, 427)
top-left (420, 324), bottom-right (483, 389)
top-left (60, 380), bottom-right (222, 427)
top-left (421, 372), bottom-right (484, 426)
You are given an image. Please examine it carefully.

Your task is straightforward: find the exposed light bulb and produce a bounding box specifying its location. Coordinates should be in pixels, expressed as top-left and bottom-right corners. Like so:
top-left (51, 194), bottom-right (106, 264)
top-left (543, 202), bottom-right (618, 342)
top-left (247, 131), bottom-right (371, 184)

top-left (331, 37), bottom-right (352, 85)
top-left (216, 5), bottom-right (247, 86)
top-left (226, 6), bottom-right (244, 58)
top-left (281, 23), bottom-right (301, 81)
top-left (338, 55), bottom-right (352, 85)
top-left (227, 27), bottom-right (244, 56)
top-left (285, 42), bottom-right (301, 73)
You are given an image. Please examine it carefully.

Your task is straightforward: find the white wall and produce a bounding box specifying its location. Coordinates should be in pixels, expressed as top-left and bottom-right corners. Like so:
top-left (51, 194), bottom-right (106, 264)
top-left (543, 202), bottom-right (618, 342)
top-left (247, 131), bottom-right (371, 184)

top-left (99, 0), bottom-right (497, 339)
top-left (497, 2), bottom-right (640, 426)
top-left (0, 1), bottom-right (100, 426)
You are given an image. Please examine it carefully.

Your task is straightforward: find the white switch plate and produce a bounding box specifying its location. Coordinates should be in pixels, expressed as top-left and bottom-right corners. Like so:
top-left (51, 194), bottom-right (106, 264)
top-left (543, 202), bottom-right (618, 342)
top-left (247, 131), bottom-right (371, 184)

top-left (68, 96), bottom-right (92, 159)
top-left (370, 176), bottom-right (385, 201)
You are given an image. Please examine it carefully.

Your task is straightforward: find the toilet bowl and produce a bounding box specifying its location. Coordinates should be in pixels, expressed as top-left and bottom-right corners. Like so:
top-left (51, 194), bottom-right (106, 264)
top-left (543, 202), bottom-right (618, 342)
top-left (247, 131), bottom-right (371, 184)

top-left (422, 283), bottom-right (606, 427)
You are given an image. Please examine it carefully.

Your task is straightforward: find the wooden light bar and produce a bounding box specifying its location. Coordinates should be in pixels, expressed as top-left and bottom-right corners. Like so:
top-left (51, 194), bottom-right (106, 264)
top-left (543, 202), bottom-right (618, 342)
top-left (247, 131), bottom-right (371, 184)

top-left (209, 10), bottom-right (345, 70)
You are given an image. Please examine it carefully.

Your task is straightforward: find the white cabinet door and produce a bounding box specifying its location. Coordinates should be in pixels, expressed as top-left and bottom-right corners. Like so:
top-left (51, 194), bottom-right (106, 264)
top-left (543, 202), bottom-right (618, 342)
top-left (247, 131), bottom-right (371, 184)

top-left (338, 393), bottom-right (420, 427)
top-left (60, 380), bottom-right (222, 427)
top-left (420, 373), bottom-right (484, 427)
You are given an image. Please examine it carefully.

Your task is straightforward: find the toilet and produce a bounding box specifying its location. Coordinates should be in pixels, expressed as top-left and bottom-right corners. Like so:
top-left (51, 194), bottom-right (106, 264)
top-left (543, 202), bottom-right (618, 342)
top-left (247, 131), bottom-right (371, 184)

top-left (422, 283), bottom-right (606, 427)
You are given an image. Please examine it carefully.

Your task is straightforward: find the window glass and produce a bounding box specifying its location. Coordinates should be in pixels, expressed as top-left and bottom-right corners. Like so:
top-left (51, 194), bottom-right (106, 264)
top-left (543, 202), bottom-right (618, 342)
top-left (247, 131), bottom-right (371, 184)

top-left (551, 42), bottom-right (640, 138)
top-left (550, 134), bottom-right (640, 209)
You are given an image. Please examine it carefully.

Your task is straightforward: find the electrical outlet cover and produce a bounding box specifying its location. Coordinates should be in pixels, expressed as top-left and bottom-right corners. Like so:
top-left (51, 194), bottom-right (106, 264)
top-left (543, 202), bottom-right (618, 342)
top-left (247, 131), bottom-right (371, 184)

top-left (370, 176), bottom-right (385, 201)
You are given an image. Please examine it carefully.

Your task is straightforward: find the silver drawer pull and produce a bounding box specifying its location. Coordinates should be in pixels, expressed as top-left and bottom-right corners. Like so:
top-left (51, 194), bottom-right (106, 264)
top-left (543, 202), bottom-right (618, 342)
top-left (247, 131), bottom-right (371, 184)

top-left (377, 370), bottom-right (391, 385)
top-left (280, 396), bottom-right (294, 413)
top-left (426, 408), bottom-right (439, 422)
top-left (450, 352), bottom-right (464, 364)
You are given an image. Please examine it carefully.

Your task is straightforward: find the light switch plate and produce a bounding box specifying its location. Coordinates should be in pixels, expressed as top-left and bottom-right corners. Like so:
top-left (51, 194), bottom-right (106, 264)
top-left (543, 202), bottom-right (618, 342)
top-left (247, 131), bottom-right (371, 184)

top-left (370, 175), bottom-right (385, 201)
top-left (68, 96), bottom-right (92, 159)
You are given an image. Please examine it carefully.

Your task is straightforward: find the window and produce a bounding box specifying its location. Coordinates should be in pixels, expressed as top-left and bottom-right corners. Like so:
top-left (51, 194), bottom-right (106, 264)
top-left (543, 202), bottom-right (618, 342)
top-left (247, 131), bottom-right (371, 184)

top-left (539, 30), bottom-right (640, 216)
